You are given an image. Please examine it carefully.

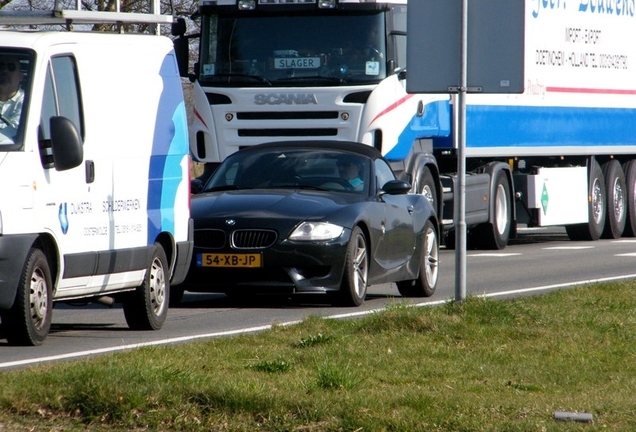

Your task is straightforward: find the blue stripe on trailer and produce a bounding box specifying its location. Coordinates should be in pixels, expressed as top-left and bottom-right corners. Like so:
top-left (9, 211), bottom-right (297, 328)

top-left (433, 105), bottom-right (636, 150)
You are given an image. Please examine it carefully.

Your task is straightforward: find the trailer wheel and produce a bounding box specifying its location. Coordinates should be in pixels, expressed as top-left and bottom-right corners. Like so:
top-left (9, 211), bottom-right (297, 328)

top-left (469, 170), bottom-right (511, 250)
top-left (1, 248), bottom-right (53, 346)
top-left (123, 243), bottom-right (170, 330)
top-left (566, 159), bottom-right (605, 241)
top-left (397, 219), bottom-right (439, 297)
top-left (622, 159), bottom-right (636, 237)
top-left (601, 160), bottom-right (626, 239)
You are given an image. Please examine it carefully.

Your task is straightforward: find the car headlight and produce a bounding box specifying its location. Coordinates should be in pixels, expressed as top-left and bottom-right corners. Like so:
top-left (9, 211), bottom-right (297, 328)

top-left (289, 222), bottom-right (344, 241)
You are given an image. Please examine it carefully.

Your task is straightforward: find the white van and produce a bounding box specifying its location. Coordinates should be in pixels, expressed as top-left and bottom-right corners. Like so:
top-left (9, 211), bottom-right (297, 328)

top-left (0, 29), bottom-right (193, 345)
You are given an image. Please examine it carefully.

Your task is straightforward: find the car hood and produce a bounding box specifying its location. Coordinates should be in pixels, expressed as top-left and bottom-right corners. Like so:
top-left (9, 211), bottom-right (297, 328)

top-left (191, 189), bottom-right (364, 221)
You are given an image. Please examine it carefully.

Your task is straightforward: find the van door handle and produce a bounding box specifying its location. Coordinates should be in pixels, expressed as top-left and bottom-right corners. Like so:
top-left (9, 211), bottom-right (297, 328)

top-left (85, 160), bottom-right (95, 183)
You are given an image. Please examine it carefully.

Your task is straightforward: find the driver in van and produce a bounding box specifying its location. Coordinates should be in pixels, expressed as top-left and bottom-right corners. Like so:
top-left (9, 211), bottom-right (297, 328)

top-left (0, 54), bottom-right (25, 142)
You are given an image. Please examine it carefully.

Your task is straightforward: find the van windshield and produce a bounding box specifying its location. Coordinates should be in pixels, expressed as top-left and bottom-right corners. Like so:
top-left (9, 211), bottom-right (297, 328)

top-left (199, 12), bottom-right (386, 87)
top-left (0, 49), bottom-right (32, 149)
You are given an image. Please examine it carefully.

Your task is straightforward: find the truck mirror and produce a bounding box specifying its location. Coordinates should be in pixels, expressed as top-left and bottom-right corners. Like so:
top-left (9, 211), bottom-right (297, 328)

top-left (171, 17), bottom-right (186, 37)
top-left (173, 36), bottom-right (190, 78)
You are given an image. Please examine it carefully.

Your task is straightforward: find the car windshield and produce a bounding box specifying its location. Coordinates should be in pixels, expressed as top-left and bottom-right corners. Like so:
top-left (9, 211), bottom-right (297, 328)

top-left (204, 148), bottom-right (370, 194)
top-left (198, 11), bottom-right (386, 87)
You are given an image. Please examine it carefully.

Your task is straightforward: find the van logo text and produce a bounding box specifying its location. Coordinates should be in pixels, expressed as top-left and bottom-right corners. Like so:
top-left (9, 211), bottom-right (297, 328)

top-left (254, 93), bottom-right (318, 105)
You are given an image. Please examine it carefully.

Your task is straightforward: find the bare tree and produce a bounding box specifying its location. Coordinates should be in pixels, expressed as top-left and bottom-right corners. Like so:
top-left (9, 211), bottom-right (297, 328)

top-left (0, 0), bottom-right (198, 35)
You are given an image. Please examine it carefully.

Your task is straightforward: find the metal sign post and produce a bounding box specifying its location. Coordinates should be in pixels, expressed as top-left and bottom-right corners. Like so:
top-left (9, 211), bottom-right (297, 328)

top-left (455, 0), bottom-right (469, 301)
top-left (406, 0), bottom-right (524, 301)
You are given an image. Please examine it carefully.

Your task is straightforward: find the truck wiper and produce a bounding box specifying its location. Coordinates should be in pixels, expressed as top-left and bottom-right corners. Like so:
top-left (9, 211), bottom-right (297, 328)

top-left (209, 74), bottom-right (272, 86)
top-left (272, 76), bottom-right (348, 85)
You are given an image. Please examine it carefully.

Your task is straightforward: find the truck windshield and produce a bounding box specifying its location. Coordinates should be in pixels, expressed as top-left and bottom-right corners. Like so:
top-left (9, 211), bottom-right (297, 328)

top-left (199, 12), bottom-right (386, 87)
top-left (0, 49), bottom-right (32, 149)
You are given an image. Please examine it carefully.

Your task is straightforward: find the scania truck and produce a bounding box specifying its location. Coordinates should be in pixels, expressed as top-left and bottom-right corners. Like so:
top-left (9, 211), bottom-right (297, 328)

top-left (172, 0), bottom-right (636, 250)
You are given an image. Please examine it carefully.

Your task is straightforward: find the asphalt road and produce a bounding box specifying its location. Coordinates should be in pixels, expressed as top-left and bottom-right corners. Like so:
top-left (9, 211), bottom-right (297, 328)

top-left (3, 227), bottom-right (636, 370)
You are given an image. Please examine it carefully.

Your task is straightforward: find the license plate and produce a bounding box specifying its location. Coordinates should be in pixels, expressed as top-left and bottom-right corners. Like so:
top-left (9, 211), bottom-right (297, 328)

top-left (198, 253), bottom-right (262, 268)
top-left (275, 57), bottom-right (321, 69)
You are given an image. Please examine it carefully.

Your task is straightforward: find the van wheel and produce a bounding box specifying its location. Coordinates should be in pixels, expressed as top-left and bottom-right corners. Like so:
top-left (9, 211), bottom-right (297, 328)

top-left (1, 248), bottom-right (53, 346)
top-left (123, 244), bottom-right (169, 330)
top-left (397, 220), bottom-right (439, 297)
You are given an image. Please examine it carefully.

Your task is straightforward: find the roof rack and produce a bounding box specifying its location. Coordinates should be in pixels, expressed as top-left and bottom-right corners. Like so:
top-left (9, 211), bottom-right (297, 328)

top-left (0, 0), bottom-right (173, 33)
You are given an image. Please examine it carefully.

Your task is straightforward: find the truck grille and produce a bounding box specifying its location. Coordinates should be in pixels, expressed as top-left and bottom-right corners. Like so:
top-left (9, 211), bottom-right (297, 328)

top-left (238, 128), bottom-right (337, 137)
top-left (237, 111), bottom-right (339, 120)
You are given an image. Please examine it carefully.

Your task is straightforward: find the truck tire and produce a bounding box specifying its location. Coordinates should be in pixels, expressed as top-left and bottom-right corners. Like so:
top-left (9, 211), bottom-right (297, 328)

top-left (123, 243), bottom-right (170, 330)
top-left (566, 160), bottom-right (605, 241)
top-left (1, 248), bottom-right (53, 346)
top-left (469, 170), bottom-right (511, 250)
top-left (397, 219), bottom-right (439, 297)
top-left (602, 159), bottom-right (626, 239)
top-left (622, 159), bottom-right (636, 237)
top-left (415, 166), bottom-right (438, 215)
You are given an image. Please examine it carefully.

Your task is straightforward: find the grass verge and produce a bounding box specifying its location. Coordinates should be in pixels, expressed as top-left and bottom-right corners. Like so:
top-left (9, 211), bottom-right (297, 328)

top-left (2, 281), bottom-right (636, 431)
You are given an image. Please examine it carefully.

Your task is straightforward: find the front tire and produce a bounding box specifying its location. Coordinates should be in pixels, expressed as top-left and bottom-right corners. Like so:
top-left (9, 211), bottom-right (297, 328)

top-left (415, 166), bottom-right (438, 216)
top-left (336, 226), bottom-right (368, 307)
top-left (123, 244), bottom-right (170, 330)
top-left (397, 219), bottom-right (439, 297)
top-left (1, 248), bottom-right (53, 346)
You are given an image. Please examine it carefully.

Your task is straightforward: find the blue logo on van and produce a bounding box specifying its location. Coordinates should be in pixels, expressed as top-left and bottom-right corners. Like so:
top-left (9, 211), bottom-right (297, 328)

top-left (59, 202), bottom-right (69, 234)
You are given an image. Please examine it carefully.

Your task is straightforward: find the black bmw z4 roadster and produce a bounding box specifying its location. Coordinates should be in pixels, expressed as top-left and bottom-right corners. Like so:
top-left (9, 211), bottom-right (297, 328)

top-left (174, 140), bottom-right (439, 307)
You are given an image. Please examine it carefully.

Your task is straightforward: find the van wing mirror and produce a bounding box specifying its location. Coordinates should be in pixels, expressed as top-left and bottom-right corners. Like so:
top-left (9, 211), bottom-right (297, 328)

top-left (50, 116), bottom-right (83, 171)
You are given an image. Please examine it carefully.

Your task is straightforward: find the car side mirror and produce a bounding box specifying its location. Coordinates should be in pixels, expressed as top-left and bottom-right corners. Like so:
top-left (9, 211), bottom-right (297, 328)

top-left (191, 178), bottom-right (204, 194)
top-left (381, 179), bottom-right (411, 195)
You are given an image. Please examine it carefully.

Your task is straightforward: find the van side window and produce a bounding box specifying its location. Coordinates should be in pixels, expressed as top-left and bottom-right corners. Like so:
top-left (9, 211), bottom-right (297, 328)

top-left (40, 55), bottom-right (83, 140)
top-left (0, 50), bottom-right (33, 148)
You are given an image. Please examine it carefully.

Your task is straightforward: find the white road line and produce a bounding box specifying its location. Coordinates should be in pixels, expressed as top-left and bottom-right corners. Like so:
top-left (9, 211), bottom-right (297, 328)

top-left (0, 325), bottom-right (285, 371)
top-left (3, 272), bottom-right (636, 370)
top-left (469, 253), bottom-right (522, 257)
top-left (615, 253), bottom-right (636, 257)
top-left (543, 246), bottom-right (595, 250)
